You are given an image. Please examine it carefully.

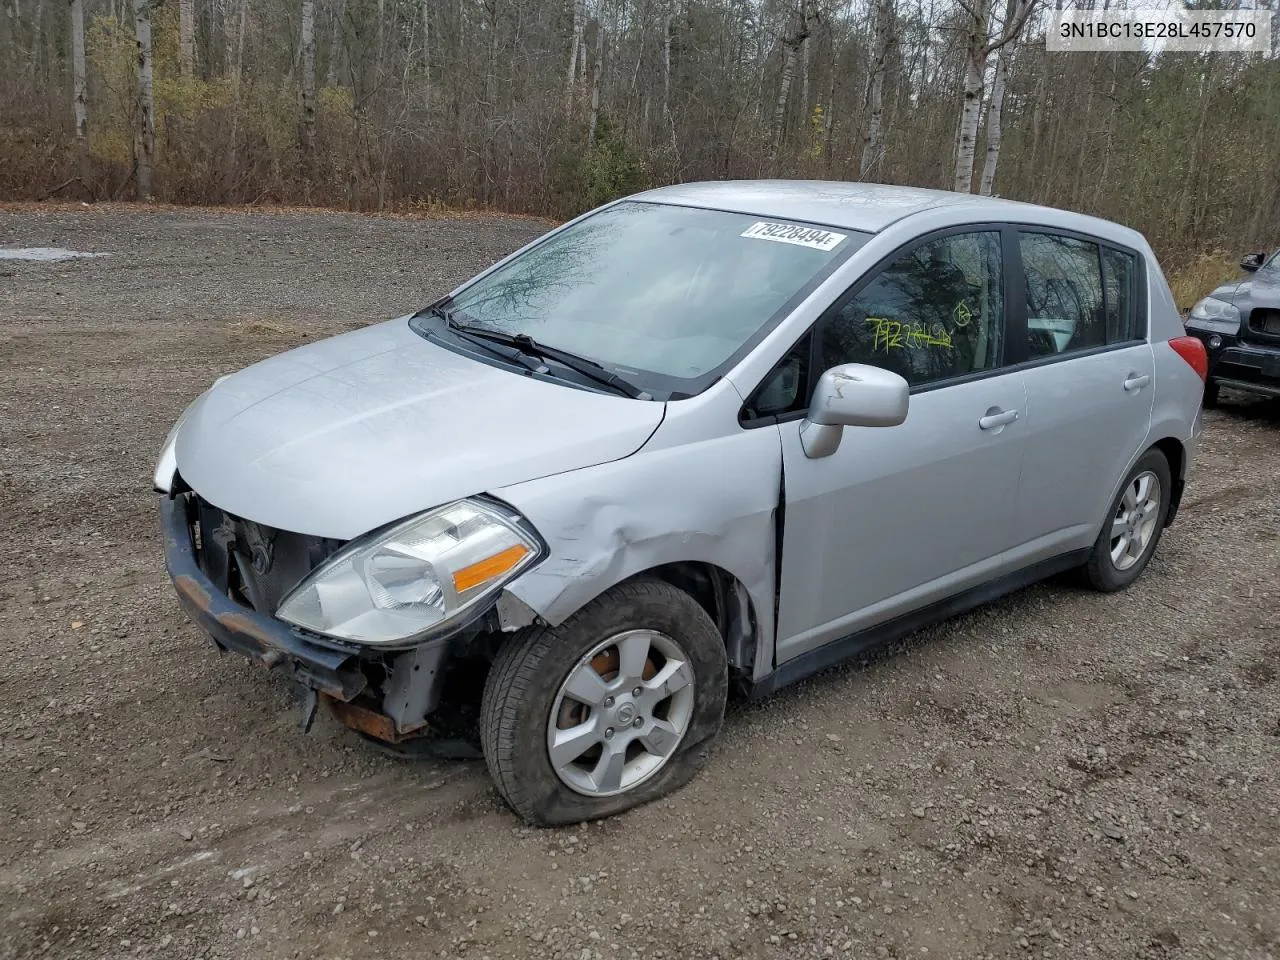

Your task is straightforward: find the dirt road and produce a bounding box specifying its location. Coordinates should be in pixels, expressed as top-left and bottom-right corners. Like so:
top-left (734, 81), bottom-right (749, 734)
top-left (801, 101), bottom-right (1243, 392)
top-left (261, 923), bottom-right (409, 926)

top-left (1, 206), bottom-right (1277, 960)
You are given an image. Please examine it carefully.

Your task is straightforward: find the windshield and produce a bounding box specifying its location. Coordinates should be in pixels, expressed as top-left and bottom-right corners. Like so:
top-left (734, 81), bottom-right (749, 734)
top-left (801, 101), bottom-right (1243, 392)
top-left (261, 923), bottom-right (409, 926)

top-left (429, 201), bottom-right (868, 398)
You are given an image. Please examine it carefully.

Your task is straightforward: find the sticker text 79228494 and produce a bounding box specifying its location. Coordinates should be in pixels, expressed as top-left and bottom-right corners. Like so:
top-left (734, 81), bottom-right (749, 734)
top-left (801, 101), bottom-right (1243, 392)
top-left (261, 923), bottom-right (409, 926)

top-left (740, 222), bottom-right (847, 252)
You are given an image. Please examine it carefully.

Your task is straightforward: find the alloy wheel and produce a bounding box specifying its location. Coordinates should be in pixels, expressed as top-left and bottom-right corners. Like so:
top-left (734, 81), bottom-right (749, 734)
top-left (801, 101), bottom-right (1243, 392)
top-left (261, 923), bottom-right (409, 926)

top-left (546, 629), bottom-right (696, 797)
top-left (1109, 470), bottom-right (1162, 572)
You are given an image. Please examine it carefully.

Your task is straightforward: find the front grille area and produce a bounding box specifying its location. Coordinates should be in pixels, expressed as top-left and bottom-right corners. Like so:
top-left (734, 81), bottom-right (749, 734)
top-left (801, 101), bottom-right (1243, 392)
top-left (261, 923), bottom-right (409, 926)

top-left (1247, 308), bottom-right (1280, 339)
top-left (188, 492), bottom-right (345, 616)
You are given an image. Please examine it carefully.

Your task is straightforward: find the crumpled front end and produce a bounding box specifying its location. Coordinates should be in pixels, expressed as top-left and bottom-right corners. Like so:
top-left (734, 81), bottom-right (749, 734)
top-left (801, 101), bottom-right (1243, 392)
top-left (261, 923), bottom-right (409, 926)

top-left (160, 489), bottom-right (474, 745)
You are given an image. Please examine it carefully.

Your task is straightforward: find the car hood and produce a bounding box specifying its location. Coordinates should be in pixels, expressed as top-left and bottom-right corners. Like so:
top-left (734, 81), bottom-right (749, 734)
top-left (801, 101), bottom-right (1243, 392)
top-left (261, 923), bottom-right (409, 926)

top-left (175, 318), bottom-right (665, 539)
top-left (1207, 279), bottom-right (1252, 304)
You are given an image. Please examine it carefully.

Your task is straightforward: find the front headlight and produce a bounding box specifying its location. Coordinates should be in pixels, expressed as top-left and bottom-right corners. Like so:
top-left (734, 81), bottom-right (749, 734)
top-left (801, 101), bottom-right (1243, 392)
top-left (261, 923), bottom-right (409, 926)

top-left (1187, 296), bottom-right (1241, 333)
top-left (276, 499), bottom-right (541, 646)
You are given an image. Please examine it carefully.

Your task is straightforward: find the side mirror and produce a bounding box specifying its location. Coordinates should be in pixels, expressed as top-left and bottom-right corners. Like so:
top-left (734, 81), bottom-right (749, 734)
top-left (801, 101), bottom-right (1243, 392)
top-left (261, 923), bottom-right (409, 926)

top-left (1240, 252), bottom-right (1266, 273)
top-left (800, 363), bottom-right (909, 459)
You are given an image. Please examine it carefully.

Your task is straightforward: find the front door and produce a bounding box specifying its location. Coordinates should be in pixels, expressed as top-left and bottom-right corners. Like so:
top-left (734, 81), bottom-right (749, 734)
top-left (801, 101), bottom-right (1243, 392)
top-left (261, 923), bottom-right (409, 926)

top-left (774, 228), bottom-right (1027, 664)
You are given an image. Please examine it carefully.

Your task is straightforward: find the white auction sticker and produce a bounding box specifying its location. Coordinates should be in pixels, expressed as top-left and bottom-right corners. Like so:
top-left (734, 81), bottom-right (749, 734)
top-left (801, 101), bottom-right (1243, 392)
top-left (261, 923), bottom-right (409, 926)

top-left (740, 222), bottom-right (846, 252)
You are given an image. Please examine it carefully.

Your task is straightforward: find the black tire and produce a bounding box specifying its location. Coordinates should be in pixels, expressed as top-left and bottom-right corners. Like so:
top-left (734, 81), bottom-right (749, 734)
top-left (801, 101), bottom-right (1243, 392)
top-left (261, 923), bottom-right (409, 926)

top-left (1082, 449), bottom-right (1172, 592)
top-left (480, 578), bottom-right (727, 826)
top-left (1203, 380), bottom-right (1220, 408)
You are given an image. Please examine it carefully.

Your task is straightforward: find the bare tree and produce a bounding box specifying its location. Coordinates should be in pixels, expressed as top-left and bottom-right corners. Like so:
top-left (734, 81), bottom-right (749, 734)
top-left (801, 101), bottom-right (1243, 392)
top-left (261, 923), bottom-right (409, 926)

top-left (133, 0), bottom-right (155, 200)
top-left (69, 0), bottom-right (89, 183)
top-left (771, 0), bottom-right (819, 167)
top-left (179, 0), bottom-right (196, 76)
top-left (976, 44), bottom-right (1007, 195)
top-left (859, 0), bottom-right (894, 179)
top-left (325, 0), bottom-right (343, 86)
top-left (301, 0), bottom-right (316, 151)
top-left (2, 0), bottom-right (1279, 268)
top-left (420, 0), bottom-right (429, 103)
top-left (978, 0), bottom-right (1018, 196)
top-left (953, 0), bottom-right (1034, 193)
top-left (588, 19), bottom-right (604, 141)
top-left (566, 0), bottom-right (585, 110)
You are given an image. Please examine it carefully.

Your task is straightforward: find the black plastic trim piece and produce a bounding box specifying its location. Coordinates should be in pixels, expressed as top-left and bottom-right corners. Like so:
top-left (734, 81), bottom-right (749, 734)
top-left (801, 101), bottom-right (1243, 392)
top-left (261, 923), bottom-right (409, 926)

top-left (746, 548), bottom-right (1091, 699)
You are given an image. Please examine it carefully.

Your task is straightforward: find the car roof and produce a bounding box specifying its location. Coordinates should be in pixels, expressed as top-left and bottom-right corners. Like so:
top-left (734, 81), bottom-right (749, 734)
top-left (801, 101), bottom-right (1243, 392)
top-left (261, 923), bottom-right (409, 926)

top-left (631, 179), bottom-right (1145, 247)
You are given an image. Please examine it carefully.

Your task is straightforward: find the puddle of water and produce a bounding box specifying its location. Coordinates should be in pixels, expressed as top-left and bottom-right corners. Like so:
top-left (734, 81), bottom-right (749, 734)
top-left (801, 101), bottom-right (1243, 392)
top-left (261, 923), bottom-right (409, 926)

top-left (0, 247), bottom-right (109, 262)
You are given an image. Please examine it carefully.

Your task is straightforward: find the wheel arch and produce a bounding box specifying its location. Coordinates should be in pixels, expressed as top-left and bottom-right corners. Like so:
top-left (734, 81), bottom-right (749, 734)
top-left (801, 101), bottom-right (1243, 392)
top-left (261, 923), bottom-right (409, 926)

top-left (1149, 435), bottom-right (1186, 526)
top-left (616, 562), bottom-right (761, 685)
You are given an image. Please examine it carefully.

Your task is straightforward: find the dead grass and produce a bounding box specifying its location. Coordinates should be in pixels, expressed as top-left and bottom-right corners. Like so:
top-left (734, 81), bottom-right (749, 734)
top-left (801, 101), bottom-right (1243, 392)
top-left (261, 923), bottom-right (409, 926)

top-left (227, 316), bottom-right (308, 339)
top-left (1167, 252), bottom-right (1243, 314)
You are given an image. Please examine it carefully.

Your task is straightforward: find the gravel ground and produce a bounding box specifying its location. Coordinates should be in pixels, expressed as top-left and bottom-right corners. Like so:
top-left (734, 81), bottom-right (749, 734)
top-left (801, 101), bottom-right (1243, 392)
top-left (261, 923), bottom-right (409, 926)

top-left (1, 205), bottom-right (1278, 960)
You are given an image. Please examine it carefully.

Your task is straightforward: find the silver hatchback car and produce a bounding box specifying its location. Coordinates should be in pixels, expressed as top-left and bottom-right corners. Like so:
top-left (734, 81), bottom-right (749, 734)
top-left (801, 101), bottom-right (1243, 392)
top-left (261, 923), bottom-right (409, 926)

top-left (156, 181), bottom-right (1208, 825)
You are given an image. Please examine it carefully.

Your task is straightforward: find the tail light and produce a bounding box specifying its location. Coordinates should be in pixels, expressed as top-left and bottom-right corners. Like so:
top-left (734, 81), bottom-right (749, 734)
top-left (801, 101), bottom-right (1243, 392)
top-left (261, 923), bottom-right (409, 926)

top-left (1169, 336), bottom-right (1208, 381)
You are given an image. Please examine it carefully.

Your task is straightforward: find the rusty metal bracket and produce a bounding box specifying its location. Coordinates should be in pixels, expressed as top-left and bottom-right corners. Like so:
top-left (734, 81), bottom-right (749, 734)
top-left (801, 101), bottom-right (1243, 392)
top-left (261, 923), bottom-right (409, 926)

top-left (382, 642), bottom-right (448, 735)
top-left (299, 687), bottom-right (319, 733)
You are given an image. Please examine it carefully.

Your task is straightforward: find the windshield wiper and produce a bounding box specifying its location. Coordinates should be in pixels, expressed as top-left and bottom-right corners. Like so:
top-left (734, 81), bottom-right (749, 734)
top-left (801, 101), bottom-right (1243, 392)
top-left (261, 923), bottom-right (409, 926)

top-left (425, 305), bottom-right (549, 373)
top-left (444, 318), bottom-right (652, 400)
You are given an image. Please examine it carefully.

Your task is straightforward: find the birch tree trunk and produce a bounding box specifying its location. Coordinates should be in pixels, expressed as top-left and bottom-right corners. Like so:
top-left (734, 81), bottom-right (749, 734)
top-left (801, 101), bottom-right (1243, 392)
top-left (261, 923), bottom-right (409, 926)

top-left (977, 43), bottom-right (1008, 195)
top-left (822, 41), bottom-right (836, 161)
top-left (952, 0), bottom-right (1032, 193)
top-left (770, 40), bottom-right (797, 164)
top-left (800, 33), bottom-right (809, 118)
top-left (70, 0), bottom-right (89, 183)
top-left (227, 0), bottom-right (247, 181)
top-left (133, 0), bottom-right (155, 200)
top-left (222, 0), bottom-right (235, 75)
top-left (770, 1), bottom-right (817, 169)
top-left (566, 0), bottom-right (584, 110)
top-left (952, 42), bottom-right (985, 193)
top-left (588, 21), bottom-right (603, 142)
top-left (420, 0), bottom-right (429, 104)
top-left (301, 0), bottom-right (316, 150)
top-left (662, 9), bottom-right (677, 156)
top-left (30, 0), bottom-right (44, 80)
top-left (179, 0), bottom-right (195, 76)
top-left (859, 0), bottom-right (892, 179)
top-left (326, 0), bottom-right (343, 86)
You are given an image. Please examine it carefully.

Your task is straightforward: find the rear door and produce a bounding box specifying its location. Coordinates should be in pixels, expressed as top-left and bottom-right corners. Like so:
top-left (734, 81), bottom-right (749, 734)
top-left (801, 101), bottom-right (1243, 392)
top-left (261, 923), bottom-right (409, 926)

top-left (1011, 231), bottom-right (1155, 555)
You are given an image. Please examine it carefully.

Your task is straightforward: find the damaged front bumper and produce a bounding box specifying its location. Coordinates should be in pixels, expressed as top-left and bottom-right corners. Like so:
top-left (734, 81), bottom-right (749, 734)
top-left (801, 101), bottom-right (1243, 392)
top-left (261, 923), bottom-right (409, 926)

top-left (159, 493), bottom-right (451, 743)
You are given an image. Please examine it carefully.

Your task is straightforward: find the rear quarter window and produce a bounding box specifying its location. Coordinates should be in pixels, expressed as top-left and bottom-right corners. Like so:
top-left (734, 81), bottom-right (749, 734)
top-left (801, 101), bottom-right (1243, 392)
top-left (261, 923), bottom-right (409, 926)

top-left (1101, 247), bottom-right (1141, 342)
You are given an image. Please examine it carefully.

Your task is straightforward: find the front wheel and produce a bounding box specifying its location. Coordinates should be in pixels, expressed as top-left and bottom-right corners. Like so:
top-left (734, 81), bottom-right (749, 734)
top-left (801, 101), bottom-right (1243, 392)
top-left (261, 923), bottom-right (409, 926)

top-left (480, 579), bottom-right (727, 825)
top-left (1082, 449), bottom-right (1172, 592)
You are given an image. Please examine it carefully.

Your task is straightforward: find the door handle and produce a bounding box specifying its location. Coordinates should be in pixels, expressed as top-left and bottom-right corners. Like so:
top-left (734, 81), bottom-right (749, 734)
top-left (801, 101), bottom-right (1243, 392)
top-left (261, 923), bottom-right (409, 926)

top-left (978, 408), bottom-right (1019, 430)
top-left (1124, 373), bottom-right (1151, 392)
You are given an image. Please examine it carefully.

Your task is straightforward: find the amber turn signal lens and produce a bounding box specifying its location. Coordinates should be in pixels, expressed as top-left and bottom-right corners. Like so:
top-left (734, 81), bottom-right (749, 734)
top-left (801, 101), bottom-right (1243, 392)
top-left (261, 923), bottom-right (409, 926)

top-left (452, 544), bottom-right (530, 593)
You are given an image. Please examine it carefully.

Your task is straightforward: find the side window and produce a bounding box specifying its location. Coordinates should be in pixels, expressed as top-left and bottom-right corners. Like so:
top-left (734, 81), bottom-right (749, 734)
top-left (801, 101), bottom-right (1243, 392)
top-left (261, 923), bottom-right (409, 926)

top-left (1019, 232), bottom-right (1105, 358)
top-left (1101, 247), bottom-right (1139, 342)
top-left (818, 231), bottom-right (1004, 388)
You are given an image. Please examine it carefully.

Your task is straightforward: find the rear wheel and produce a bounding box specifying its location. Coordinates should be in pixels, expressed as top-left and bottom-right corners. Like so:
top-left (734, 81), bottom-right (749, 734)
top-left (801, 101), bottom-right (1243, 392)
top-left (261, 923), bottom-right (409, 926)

top-left (480, 579), bottom-right (727, 825)
top-left (1083, 449), bottom-right (1172, 592)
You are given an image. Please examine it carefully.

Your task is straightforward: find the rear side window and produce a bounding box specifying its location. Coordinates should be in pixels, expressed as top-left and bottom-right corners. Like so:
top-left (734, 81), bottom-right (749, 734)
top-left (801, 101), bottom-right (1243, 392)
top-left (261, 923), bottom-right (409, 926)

top-left (1101, 247), bottom-right (1140, 342)
top-left (1019, 233), bottom-right (1105, 358)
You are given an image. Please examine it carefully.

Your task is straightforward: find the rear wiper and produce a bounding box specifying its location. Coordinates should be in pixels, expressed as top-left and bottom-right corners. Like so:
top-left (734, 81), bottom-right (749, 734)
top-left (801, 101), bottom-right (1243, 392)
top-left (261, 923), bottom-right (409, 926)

top-left (447, 320), bottom-right (652, 400)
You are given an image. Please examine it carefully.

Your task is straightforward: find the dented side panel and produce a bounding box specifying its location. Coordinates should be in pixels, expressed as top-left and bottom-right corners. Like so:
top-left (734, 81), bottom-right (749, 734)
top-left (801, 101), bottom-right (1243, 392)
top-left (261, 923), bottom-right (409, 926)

top-left (495, 392), bottom-right (782, 682)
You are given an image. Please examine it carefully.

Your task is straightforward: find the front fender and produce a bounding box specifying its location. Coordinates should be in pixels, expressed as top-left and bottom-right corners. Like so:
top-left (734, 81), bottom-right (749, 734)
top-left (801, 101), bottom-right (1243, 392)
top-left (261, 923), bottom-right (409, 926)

top-left (493, 426), bottom-right (781, 682)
